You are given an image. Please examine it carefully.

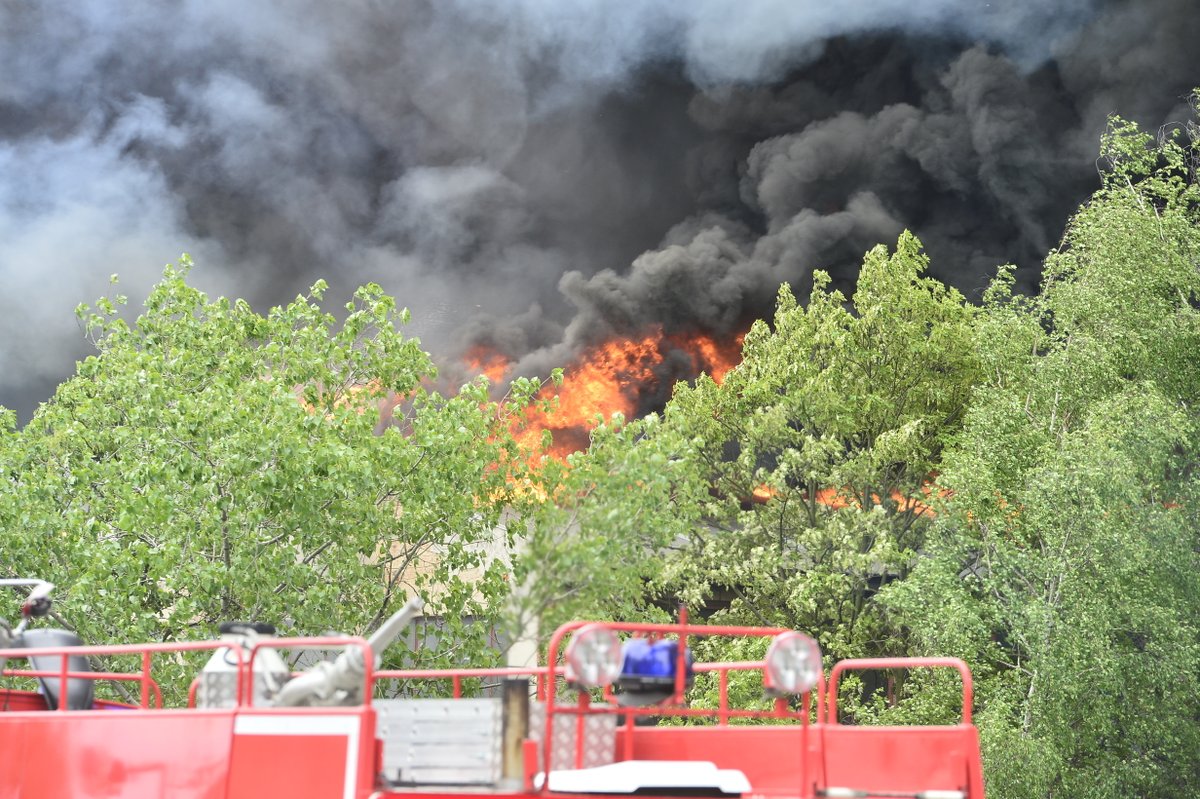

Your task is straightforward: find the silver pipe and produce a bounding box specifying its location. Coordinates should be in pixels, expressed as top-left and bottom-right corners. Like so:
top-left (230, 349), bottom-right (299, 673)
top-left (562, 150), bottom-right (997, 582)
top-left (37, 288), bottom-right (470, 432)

top-left (367, 596), bottom-right (424, 659)
top-left (273, 595), bottom-right (423, 707)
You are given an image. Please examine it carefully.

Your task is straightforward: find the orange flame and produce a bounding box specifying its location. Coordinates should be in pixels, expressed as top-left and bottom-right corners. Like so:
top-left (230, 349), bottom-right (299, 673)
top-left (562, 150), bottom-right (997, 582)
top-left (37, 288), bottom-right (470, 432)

top-left (467, 328), bottom-right (741, 460)
top-left (464, 346), bottom-right (511, 385)
top-left (751, 484), bottom-right (782, 503)
top-left (751, 482), bottom-right (940, 517)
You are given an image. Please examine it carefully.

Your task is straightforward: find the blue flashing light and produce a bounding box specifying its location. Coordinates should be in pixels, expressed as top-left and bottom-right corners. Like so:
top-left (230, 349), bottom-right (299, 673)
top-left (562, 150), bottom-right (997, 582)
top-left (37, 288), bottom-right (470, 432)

top-left (619, 638), bottom-right (693, 685)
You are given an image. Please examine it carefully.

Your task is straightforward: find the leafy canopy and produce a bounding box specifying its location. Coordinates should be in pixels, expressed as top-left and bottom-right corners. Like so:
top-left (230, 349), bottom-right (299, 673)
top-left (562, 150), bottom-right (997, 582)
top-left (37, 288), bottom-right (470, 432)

top-left (885, 103), bottom-right (1200, 797)
top-left (0, 259), bottom-right (546, 694)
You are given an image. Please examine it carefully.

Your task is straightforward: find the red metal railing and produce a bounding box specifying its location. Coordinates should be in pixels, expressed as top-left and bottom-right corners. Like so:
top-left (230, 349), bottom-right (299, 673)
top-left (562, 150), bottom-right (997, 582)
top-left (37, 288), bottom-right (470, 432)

top-left (827, 656), bottom-right (974, 725)
top-left (374, 666), bottom-right (551, 700)
top-left (370, 619), bottom-right (823, 784)
top-left (0, 640), bottom-right (229, 711)
top-left (1, 635), bottom-right (378, 712)
top-left (543, 620), bottom-right (817, 774)
top-left (3, 667), bottom-right (165, 709)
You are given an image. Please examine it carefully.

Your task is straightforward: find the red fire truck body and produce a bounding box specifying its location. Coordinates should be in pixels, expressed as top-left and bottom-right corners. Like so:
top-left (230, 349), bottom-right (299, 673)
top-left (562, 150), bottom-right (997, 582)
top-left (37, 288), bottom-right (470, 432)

top-left (0, 611), bottom-right (984, 799)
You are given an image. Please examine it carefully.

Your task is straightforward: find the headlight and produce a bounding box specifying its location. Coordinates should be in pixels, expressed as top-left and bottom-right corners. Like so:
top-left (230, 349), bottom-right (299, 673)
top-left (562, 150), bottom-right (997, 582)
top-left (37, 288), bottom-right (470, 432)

top-left (764, 631), bottom-right (822, 695)
top-left (564, 624), bottom-right (623, 688)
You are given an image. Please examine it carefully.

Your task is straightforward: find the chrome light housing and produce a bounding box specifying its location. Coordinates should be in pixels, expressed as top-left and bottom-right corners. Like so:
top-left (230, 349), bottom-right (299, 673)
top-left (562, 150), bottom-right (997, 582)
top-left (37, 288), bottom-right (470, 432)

top-left (564, 624), bottom-right (623, 688)
top-left (764, 631), bottom-right (822, 695)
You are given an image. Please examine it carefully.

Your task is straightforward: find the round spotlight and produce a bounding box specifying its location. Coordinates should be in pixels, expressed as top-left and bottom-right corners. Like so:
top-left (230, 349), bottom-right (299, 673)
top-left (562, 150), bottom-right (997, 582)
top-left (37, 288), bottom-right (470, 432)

top-left (564, 624), bottom-right (623, 688)
top-left (764, 631), bottom-right (822, 695)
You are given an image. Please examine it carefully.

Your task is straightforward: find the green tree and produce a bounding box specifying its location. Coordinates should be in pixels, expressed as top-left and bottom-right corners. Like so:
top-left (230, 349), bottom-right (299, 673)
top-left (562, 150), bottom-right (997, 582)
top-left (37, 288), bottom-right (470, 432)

top-left (886, 103), bottom-right (1200, 797)
top-left (647, 232), bottom-right (980, 669)
top-left (0, 260), bottom-right (546, 695)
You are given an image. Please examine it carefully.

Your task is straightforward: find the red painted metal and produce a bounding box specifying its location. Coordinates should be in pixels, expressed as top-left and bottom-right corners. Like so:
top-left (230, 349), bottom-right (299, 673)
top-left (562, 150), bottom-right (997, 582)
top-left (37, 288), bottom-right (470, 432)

top-left (2, 709), bottom-right (238, 797)
top-left (4, 667), bottom-right (163, 708)
top-left (540, 618), bottom-right (796, 783)
top-left (0, 619), bottom-right (985, 799)
top-left (822, 656), bottom-right (983, 799)
top-left (827, 656), bottom-right (974, 724)
top-left (616, 726), bottom-right (817, 795)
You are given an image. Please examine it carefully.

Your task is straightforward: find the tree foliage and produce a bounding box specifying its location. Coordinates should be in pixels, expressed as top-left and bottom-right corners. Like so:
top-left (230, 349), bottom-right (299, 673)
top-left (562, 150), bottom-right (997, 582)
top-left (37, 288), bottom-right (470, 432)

top-left (650, 232), bottom-right (979, 665)
top-left (506, 412), bottom-right (701, 642)
top-left (884, 106), bottom-right (1200, 796)
top-left (0, 261), bottom-right (545, 694)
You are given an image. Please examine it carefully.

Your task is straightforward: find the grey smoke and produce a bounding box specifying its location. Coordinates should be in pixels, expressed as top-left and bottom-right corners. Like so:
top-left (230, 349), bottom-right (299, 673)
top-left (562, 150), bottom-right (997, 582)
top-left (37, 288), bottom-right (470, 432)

top-left (0, 0), bottom-right (1197, 418)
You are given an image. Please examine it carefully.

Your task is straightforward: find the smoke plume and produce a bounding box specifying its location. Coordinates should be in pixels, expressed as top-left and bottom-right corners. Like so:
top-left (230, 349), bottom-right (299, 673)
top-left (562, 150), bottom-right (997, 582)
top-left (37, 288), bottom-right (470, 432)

top-left (1, 0), bottom-right (1197, 418)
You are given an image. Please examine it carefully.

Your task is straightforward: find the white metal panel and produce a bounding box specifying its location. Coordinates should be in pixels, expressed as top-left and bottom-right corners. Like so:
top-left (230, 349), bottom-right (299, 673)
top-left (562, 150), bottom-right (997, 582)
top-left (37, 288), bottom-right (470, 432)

top-left (375, 698), bottom-right (502, 785)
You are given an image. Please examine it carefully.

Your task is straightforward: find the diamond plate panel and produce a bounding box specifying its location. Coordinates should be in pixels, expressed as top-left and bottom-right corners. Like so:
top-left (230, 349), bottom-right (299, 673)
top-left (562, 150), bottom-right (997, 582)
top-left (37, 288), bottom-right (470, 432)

top-left (529, 701), bottom-right (616, 771)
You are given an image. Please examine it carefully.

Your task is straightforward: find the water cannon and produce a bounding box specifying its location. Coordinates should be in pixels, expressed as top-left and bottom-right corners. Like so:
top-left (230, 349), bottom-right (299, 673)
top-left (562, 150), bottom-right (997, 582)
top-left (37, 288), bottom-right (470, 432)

top-left (273, 596), bottom-right (424, 707)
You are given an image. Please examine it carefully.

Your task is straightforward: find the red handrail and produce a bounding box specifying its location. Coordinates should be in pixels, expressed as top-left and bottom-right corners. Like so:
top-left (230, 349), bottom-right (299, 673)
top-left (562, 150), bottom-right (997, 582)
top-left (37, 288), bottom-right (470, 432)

top-left (2, 668), bottom-right (164, 709)
top-left (542, 620), bottom-right (809, 780)
top-left (826, 657), bottom-right (974, 725)
top-left (0, 634), bottom-right (403, 711)
top-left (369, 620), bottom-right (822, 785)
top-left (0, 640), bottom-right (234, 710)
top-left (374, 662), bottom-right (809, 724)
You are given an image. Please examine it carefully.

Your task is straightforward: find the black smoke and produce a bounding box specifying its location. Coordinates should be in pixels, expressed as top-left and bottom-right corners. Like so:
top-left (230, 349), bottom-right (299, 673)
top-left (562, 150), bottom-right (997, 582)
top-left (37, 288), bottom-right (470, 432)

top-left (1, 0), bottom-right (1197, 418)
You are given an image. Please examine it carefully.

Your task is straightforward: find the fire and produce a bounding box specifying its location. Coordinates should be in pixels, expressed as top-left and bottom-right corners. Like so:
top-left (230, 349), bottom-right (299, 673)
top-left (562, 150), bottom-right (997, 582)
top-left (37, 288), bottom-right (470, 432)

top-left (532, 332), bottom-right (665, 453)
top-left (464, 346), bottom-right (511, 385)
top-left (751, 482), bottom-right (940, 517)
top-left (468, 333), bottom-right (943, 516)
top-left (469, 328), bottom-right (741, 460)
top-left (691, 335), bottom-right (739, 383)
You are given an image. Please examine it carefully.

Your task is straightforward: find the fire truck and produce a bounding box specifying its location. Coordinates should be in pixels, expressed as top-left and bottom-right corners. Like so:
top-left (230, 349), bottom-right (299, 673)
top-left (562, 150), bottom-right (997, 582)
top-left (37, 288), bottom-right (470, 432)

top-left (0, 578), bottom-right (983, 799)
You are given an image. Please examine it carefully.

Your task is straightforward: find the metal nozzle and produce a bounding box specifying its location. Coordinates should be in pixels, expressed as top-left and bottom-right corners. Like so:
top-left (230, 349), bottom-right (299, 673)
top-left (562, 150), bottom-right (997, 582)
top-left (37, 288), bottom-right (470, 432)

top-left (367, 596), bottom-right (424, 661)
top-left (273, 595), bottom-right (424, 707)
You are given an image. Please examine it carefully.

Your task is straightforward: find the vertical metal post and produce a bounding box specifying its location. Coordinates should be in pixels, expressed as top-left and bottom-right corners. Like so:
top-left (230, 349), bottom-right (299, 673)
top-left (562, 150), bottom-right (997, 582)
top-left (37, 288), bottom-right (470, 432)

top-left (57, 654), bottom-right (68, 712)
top-left (500, 678), bottom-right (530, 788)
top-left (674, 605), bottom-right (688, 705)
top-left (140, 651), bottom-right (152, 709)
top-left (801, 691), bottom-right (810, 799)
top-left (575, 692), bottom-right (590, 768)
top-left (718, 668), bottom-right (729, 725)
